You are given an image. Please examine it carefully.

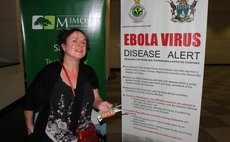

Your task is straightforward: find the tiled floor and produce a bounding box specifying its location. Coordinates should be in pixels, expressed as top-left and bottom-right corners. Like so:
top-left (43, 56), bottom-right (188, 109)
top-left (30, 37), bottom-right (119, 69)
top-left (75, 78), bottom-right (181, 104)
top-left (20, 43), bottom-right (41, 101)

top-left (0, 65), bottom-right (229, 142)
top-left (198, 66), bottom-right (230, 142)
top-left (106, 65), bottom-right (230, 142)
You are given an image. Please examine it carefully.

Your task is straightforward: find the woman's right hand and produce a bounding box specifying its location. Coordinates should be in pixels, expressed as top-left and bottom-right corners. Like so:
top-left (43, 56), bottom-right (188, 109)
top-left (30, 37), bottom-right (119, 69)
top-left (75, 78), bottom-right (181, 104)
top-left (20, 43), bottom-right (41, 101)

top-left (24, 110), bottom-right (34, 135)
top-left (26, 123), bottom-right (34, 135)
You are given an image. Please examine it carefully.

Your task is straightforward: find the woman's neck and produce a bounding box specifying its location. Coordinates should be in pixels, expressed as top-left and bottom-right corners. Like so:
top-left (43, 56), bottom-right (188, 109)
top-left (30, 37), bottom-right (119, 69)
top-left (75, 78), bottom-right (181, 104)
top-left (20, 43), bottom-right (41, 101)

top-left (62, 57), bottom-right (80, 73)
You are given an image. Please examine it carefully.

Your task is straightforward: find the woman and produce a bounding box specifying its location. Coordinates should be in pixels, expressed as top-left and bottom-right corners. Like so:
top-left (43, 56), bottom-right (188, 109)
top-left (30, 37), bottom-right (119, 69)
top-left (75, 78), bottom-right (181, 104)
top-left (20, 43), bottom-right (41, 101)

top-left (23, 28), bottom-right (112, 141)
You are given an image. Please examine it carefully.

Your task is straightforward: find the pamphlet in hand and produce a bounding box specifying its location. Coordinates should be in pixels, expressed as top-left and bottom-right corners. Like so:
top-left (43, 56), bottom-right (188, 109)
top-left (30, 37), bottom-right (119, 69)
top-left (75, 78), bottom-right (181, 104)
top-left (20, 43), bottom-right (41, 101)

top-left (97, 104), bottom-right (121, 122)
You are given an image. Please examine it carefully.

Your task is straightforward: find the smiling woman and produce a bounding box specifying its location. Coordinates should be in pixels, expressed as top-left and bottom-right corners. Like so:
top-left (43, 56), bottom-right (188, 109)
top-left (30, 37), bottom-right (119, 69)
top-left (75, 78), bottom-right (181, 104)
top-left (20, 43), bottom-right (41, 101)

top-left (22, 28), bottom-right (112, 141)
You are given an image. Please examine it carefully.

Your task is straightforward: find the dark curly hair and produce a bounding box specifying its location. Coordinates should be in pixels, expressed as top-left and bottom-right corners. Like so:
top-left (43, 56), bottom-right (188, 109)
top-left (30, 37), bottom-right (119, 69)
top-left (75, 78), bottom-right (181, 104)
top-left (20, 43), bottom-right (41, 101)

top-left (57, 28), bottom-right (89, 62)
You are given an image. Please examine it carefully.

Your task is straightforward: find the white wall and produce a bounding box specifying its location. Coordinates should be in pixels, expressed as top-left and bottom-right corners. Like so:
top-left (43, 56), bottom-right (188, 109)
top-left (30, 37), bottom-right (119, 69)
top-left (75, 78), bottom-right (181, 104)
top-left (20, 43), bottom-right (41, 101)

top-left (0, 0), bottom-right (19, 61)
top-left (0, 65), bottom-right (25, 109)
top-left (0, 0), bottom-right (25, 110)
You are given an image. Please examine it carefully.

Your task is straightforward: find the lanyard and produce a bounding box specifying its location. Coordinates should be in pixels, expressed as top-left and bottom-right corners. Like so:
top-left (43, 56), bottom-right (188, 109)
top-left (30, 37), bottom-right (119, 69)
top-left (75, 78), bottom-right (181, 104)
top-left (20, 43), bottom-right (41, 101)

top-left (61, 62), bottom-right (77, 96)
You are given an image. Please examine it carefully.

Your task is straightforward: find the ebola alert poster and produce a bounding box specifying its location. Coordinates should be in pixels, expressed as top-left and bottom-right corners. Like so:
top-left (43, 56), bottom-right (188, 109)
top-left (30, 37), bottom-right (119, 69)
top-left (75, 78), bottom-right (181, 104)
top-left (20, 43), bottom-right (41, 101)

top-left (121, 0), bottom-right (208, 142)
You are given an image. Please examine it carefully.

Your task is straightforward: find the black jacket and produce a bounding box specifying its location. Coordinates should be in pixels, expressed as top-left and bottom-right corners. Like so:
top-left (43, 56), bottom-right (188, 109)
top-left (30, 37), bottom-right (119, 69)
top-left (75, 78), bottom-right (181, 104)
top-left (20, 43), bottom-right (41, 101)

top-left (23, 61), bottom-right (99, 141)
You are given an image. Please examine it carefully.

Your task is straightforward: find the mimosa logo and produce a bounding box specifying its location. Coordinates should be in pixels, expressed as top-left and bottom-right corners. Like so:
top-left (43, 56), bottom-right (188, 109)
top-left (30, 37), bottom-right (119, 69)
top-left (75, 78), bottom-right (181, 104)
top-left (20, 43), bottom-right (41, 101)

top-left (32, 15), bottom-right (55, 30)
top-left (32, 15), bottom-right (100, 30)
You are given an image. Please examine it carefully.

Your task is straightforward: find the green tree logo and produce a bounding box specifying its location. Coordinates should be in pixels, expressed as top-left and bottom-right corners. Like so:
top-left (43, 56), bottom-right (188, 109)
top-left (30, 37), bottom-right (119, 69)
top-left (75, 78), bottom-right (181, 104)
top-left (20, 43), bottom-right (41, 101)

top-left (32, 16), bottom-right (55, 30)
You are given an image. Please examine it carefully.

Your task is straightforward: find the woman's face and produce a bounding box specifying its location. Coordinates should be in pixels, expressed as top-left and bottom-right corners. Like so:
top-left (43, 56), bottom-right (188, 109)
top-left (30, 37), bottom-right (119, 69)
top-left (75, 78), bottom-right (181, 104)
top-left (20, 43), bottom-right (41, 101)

top-left (61, 31), bottom-right (87, 60)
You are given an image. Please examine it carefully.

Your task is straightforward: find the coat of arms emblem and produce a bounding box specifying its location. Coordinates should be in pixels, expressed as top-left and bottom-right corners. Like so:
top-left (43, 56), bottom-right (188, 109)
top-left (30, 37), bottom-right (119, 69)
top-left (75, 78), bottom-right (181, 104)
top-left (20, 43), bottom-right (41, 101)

top-left (168, 0), bottom-right (198, 22)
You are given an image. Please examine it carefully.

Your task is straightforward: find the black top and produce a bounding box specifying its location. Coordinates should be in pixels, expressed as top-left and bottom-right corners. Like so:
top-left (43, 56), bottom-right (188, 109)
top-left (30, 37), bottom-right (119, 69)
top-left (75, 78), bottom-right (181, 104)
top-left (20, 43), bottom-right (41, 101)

top-left (23, 62), bottom-right (99, 141)
top-left (45, 77), bottom-right (76, 141)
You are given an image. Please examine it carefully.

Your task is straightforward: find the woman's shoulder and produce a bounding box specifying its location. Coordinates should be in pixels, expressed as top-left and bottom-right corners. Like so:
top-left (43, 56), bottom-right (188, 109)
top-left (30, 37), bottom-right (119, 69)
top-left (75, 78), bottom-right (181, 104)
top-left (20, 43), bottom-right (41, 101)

top-left (44, 61), bottom-right (61, 70)
top-left (79, 63), bottom-right (99, 86)
top-left (39, 61), bottom-right (61, 76)
top-left (80, 63), bottom-right (95, 72)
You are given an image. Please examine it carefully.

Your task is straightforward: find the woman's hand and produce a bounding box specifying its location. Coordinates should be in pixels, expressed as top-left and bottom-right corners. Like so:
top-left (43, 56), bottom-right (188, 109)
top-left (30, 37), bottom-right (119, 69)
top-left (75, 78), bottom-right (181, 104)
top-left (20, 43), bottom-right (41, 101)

top-left (97, 101), bottom-right (113, 111)
top-left (26, 123), bottom-right (34, 135)
top-left (24, 110), bottom-right (34, 135)
top-left (93, 89), bottom-right (113, 111)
